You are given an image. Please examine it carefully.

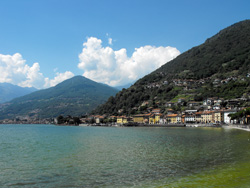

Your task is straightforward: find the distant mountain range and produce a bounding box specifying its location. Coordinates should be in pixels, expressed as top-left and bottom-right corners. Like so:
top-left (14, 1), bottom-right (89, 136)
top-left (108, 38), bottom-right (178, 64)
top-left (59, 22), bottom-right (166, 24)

top-left (0, 83), bottom-right (37, 103)
top-left (0, 76), bottom-right (118, 120)
top-left (93, 20), bottom-right (250, 115)
top-left (115, 82), bottom-right (134, 90)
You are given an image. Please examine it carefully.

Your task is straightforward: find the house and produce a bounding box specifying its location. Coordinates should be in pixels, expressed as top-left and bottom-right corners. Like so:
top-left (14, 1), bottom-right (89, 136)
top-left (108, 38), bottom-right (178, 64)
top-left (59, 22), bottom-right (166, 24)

top-left (187, 101), bottom-right (201, 107)
top-left (212, 105), bottom-right (221, 110)
top-left (133, 114), bottom-right (145, 123)
top-left (213, 110), bottom-right (224, 123)
top-left (185, 114), bottom-right (196, 123)
top-left (224, 109), bottom-right (237, 124)
top-left (203, 98), bottom-right (214, 106)
top-left (227, 100), bottom-right (240, 108)
top-left (152, 109), bottom-right (161, 114)
top-left (181, 114), bottom-right (185, 123)
top-left (117, 116), bottom-right (131, 124)
top-left (176, 114), bottom-right (182, 124)
top-left (95, 115), bottom-right (104, 124)
top-left (149, 114), bottom-right (156, 124)
top-left (143, 113), bottom-right (151, 124)
top-left (165, 102), bottom-right (175, 107)
top-left (109, 116), bottom-right (117, 122)
top-left (117, 116), bottom-right (132, 124)
top-left (201, 111), bottom-right (213, 123)
top-left (195, 112), bottom-right (203, 123)
top-left (155, 113), bottom-right (163, 124)
top-left (166, 114), bottom-right (178, 124)
top-left (166, 108), bottom-right (175, 114)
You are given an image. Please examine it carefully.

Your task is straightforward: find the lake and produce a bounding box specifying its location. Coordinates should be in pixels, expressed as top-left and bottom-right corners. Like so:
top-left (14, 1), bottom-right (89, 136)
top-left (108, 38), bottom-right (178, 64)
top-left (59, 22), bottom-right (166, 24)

top-left (0, 124), bottom-right (250, 187)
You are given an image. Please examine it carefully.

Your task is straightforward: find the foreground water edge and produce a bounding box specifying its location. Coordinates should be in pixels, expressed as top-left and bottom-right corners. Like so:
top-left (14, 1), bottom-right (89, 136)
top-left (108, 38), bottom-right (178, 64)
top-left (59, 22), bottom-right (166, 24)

top-left (1, 124), bottom-right (250, 187)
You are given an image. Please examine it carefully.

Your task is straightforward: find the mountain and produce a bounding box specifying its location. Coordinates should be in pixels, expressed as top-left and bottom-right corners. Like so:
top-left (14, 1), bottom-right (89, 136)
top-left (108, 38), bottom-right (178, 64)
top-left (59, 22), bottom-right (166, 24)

top-left (0, 83), bottom-right (37, 103)
top-left (0, 76), bottom-right (118, 119)
top-left (115, 82), bottom-right (134, 90)
top-left (93, 20), bottom-right (250, 115)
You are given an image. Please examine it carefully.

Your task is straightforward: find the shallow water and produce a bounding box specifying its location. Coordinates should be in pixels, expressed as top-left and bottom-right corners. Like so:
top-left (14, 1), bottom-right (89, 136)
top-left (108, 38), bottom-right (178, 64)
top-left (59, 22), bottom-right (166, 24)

top-left (0, 124), bottom-right (250, 187)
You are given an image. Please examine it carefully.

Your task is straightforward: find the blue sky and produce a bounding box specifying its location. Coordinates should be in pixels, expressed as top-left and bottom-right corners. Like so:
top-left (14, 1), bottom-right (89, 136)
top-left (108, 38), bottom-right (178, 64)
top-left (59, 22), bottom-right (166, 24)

top-left (0, 0), bottom-right (250, 88)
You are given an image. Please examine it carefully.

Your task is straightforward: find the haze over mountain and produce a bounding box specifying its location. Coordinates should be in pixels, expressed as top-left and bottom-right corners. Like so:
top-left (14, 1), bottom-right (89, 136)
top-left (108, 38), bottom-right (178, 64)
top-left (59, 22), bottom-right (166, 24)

top-left (93, 20), bottom-right (250, 115)
top-left (0, 83), bottom-right (37, 103)
top-left (115, 82), bottom-right (134, 91)
top-left (0, 76), bottom-right (118, 120)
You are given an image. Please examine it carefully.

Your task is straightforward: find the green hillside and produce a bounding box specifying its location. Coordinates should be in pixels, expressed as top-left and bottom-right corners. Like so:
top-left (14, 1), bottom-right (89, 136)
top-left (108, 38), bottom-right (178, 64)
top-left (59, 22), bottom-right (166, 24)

top-left (0, 76), bottom-right (118, 119)
top-left (93, 20), bottom-right (250, 115)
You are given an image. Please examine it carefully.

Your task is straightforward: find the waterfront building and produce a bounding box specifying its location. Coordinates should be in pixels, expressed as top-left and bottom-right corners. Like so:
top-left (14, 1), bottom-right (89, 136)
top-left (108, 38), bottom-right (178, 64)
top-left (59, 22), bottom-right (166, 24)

top-left (224, 109), bottom-right (237, 124)
top-left (213, 110), bottom-right (224, 123)
top-left (117, 116), bottom-right (132, 124)
top-left (195, 111), bottom-right (203, 123)
top-left (201, 111), bottom-right (213, 123)
top-left (133, 114), bottom-right (145, 123)
top-left (166, 114), bottom-right (178, 123)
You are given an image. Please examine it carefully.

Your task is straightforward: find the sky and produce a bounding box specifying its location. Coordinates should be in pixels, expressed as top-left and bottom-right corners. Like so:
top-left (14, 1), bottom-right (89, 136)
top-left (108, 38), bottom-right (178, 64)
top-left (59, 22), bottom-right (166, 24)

top-left (0, 0), bottom-right (250, 89)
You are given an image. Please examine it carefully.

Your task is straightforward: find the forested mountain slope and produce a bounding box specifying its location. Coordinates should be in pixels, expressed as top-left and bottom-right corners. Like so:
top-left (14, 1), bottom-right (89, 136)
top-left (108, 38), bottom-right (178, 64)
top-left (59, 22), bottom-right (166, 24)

top-left (0, 76), bottom-right (118, 119)
top-left (93, 20), bottom-right (250, 115)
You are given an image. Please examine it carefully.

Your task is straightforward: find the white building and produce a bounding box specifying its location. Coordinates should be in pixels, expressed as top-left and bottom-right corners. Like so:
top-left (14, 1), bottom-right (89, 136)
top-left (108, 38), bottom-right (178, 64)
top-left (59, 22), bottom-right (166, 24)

top-left (224, 110), bottom-right (236, 124)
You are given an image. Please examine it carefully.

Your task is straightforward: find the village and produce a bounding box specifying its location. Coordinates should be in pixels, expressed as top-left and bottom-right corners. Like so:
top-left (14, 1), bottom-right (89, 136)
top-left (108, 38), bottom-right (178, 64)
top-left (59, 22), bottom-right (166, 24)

top-left (1, 96), bottom-right (250, 126)
top-left (78, 96), bottom-right (250, 126)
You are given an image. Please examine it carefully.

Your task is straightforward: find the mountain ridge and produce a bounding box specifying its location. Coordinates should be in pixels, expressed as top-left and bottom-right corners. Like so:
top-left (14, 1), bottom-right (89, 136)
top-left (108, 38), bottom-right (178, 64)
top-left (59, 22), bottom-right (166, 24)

top-left (0, 76), bottom-right (118, 119)
top-left (92, 20), bottom-right (250, 115)
top-left (0, 83), bottom-right (37, 103)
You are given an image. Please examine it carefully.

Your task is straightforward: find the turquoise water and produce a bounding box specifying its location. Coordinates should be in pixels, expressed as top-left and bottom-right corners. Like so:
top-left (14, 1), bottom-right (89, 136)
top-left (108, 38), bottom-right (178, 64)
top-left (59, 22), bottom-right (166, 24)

top-left (1, 125), bottom-right (250, 187)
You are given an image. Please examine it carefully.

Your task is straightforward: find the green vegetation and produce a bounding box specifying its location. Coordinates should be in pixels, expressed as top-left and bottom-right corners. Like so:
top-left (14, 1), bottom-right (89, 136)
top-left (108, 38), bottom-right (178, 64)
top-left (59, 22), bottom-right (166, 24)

top-left (229, 107), bottom-right (250, 120)
top-left (93, 20), bottom-right (250, 116)
top-left (0, 76), bottom-right (118, 119)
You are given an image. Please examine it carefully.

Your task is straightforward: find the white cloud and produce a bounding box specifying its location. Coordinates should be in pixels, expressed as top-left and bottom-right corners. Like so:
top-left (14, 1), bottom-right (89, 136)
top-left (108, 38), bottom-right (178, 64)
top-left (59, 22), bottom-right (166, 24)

top-left (44, 71), bottom-right (75, 88)
top-left (0, 53), bottom-right (74, 89)
top-left (78, 37), bottom-right (180, 86)
top-left (108, 38), bottom-right (113, 45)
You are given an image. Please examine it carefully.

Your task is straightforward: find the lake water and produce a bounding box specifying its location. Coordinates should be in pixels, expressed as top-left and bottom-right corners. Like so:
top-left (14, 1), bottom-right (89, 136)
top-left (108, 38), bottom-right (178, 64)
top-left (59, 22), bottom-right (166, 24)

top-left (1, 124), bottom-right (250, 187)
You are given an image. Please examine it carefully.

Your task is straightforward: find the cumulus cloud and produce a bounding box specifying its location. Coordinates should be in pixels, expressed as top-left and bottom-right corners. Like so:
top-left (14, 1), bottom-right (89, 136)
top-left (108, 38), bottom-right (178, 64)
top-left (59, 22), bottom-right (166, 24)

top-left (0, 53), bottom-right (74, 89)
top-left (44, 71), bottom-right (75, 88)
top-left (78, 37), bottom-right (180, 86)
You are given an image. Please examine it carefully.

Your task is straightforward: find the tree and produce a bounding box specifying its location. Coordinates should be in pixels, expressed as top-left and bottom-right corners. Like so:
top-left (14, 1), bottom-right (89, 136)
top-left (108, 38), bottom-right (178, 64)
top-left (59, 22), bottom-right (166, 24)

top-left (56, 115), bottom-right (65, 124)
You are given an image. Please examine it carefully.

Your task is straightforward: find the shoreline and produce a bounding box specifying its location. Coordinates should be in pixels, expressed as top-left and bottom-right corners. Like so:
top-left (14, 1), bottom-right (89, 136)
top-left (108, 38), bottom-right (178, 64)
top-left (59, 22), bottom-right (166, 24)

top-left (2, 123), bottom-right (250, 132)
top-left (222, 124), bottom-right (250, 132)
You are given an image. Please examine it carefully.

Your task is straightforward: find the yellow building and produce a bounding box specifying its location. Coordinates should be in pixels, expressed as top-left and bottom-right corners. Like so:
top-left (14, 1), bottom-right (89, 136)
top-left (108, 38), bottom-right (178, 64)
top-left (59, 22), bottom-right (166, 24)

top-left (155, 114), bottom-right (162, 124)
top-left (149, 114), bottom-right (156, 124)
top-left (213, 111), bottom-right (224, 123)
top-left (117, 116), bottom-right (132, 124)
top-left (201, 111), bottom-right (213, 123)
top-left (133, 114), bottom-right (145, 123)
top-left (166, 114), bottom-right (178, 123)
top-left (117, 117), bottom-right (123, 124)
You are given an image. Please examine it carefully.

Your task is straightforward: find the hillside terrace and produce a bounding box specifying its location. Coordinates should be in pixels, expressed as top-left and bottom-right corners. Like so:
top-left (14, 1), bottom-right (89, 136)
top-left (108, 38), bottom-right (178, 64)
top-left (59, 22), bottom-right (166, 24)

top-left (144, 74), bottom-right (248, 90)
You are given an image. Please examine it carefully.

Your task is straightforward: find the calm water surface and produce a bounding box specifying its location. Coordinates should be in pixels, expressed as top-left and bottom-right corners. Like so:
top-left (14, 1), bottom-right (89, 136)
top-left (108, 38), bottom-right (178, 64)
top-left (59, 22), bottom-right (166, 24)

top-left (0, 124), bottom-right (250, 187)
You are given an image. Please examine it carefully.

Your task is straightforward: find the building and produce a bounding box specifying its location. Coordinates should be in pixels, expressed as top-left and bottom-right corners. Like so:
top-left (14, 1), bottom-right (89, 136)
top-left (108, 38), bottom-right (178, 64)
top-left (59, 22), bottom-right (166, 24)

top-left (201, 111), bottom-right (213, 123)
top-left (133, 114), bottom-right (145, 123)
top-left (117, 116), bottom-right (133, 124)
top-left (224, 109), bottom-right (236, 124)
top-left (195, 112), bottom-right (203, 123)
top-left (166, 114), bottom-right (178, 124)
top-left (213, 111), bottom-right (224, 123)
top-left (185, 114), bottom-right (196, 123)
